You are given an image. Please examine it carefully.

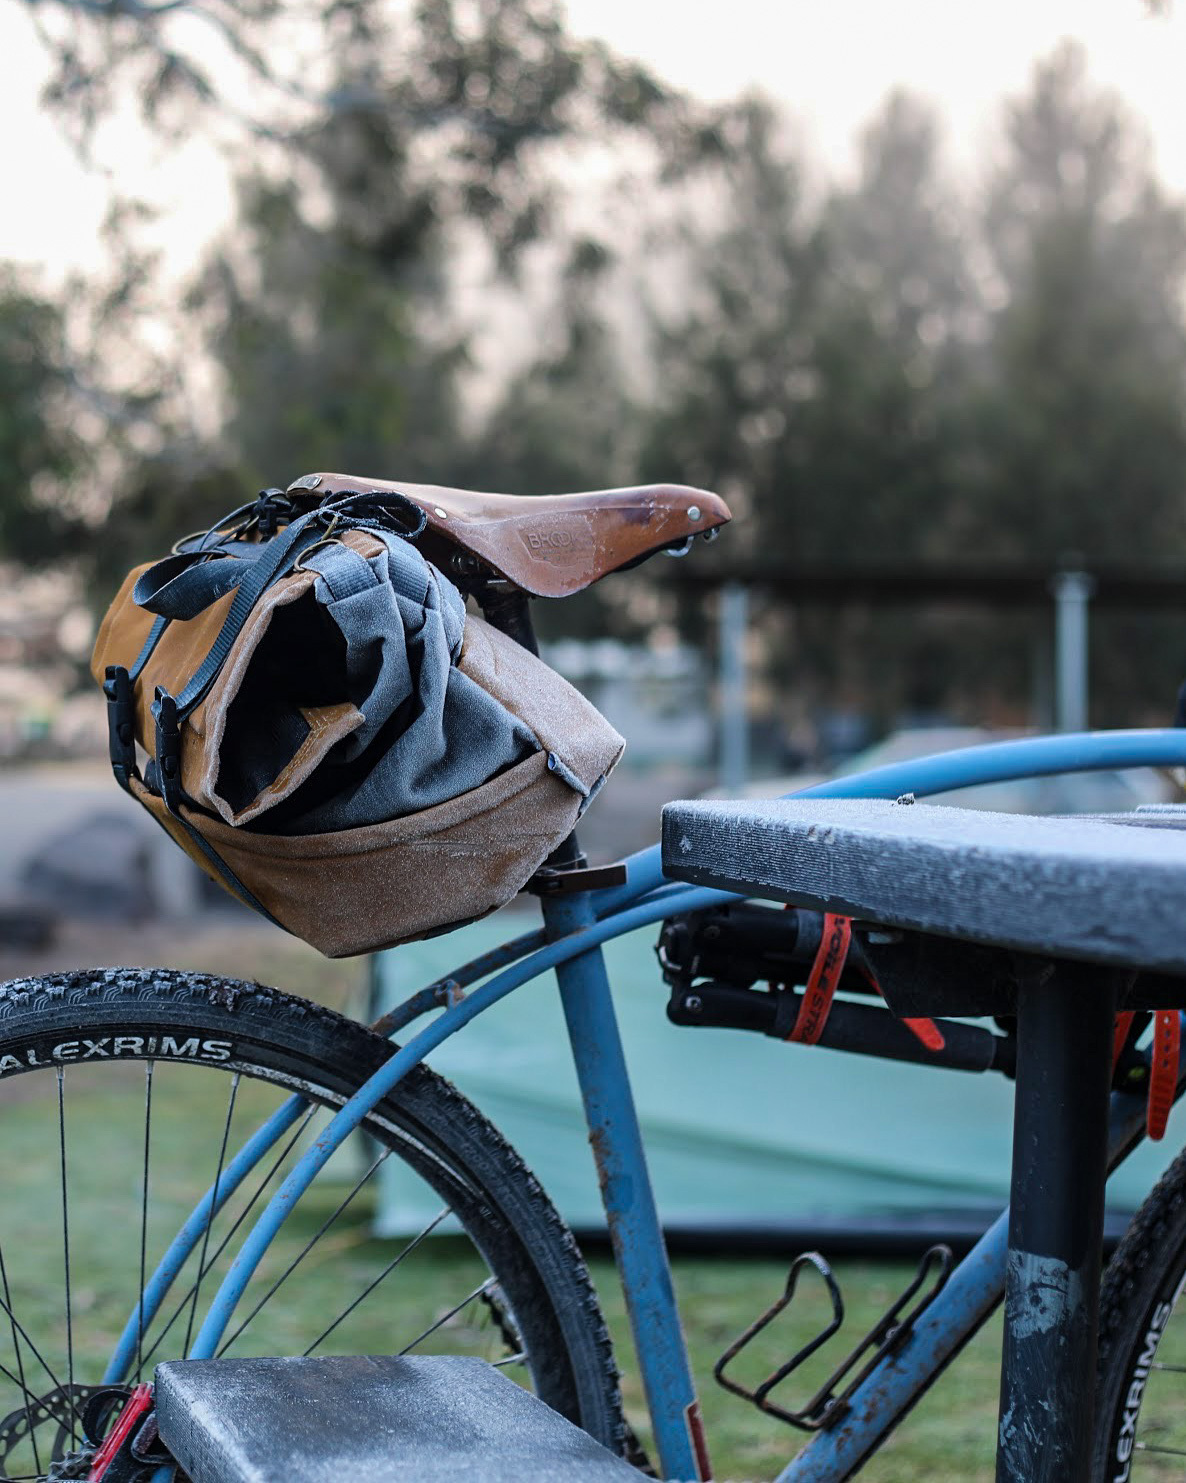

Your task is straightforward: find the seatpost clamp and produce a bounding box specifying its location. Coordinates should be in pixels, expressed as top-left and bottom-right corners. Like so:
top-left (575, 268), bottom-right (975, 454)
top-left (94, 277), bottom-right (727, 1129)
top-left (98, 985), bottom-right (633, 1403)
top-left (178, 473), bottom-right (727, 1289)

top-left (524, 858), bottom-right (629, 895)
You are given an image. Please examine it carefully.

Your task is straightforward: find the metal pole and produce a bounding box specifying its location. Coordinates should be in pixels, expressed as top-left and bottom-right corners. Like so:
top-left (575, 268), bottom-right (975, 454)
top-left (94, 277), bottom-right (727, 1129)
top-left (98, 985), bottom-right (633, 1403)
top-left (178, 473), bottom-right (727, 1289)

top-left (719, 582), bottom-right (749, 794)
top-left (1052, 571), bottom-right (1094, 733)
top-left (996, 960), bottom-right (1118, 1483)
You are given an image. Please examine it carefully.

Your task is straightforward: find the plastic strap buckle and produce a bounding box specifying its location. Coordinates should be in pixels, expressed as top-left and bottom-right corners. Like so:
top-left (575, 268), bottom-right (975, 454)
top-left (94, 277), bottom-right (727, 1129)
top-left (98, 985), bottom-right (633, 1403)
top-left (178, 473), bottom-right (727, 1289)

top-left (254, 487), bottom-right (294, 537)
top-left (152, 688), bottom-right (183, 811)
top-left (103, 665), bottom-right (138, 792)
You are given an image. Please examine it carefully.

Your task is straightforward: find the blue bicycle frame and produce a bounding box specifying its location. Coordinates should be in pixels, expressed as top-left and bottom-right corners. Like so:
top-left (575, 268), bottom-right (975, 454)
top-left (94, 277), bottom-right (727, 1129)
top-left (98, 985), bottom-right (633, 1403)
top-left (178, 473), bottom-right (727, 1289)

top-left (123, 728), bottom-right (1186, 1482)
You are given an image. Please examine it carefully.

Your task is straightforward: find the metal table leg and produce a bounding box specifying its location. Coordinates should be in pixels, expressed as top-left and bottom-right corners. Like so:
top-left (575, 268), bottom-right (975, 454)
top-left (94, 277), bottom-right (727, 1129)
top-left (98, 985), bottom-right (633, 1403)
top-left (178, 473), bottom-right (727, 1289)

top-left (996, 961), bottom-right (1120, 1483)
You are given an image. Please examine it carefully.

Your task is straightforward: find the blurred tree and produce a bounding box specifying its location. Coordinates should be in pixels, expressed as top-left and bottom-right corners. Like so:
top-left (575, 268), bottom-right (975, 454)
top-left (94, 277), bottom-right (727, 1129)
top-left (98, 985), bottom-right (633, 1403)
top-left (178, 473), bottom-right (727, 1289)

top-left (970, 42), bottom-right (1186, 564)
top-left (639, 91), bottom-right (970, 549)
top-left (777, 90), bottom-right (972, 563)
top-left (778, 92), bottom-right (982, 729)
top-left (966, 42), bottom-right (1186, 721)
top-left (20, 0), bottom-right (726, 265)
top-left (637, 91), bottom-right (980, 737)
top-left (464, 244), bottom-right (634, 497)
top-left (637, 50), bottom-right (1186, 743)
top-left (0, 269), bottom-right (84, 565)
top-left (459, 239), bottom-right (648, 639)
top-left (638, 95), bottom-right (823, 544)
top-left (191, 171), bottom-right (468, 492)
top-left (19, 0), bottom-right (730, 599)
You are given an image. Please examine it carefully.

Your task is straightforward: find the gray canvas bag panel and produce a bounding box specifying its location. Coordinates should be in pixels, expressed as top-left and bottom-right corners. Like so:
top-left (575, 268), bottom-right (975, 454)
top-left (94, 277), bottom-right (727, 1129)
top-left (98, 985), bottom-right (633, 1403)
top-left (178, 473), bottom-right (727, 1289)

top-left (199, 528), bottom-right (544, 833)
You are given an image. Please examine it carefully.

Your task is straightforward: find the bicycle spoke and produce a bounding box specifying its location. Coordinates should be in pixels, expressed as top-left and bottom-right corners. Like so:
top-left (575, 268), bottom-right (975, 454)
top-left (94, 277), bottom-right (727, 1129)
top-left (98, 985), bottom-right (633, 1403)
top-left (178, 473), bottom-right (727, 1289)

top-left (137, 1062), bottom-right (153, 1384)
top-left (0, 1244), bottom-right (41, 1477)
top-left (1136, 1440), bottom-right (1186, 1456)
top-left (56, 1070), bottom-right (77, 1449)
top-left (397, 1278), bottom-right (496, 1357)
top-left (136, 1105), bottom-right (318, 1379)
top-left (182, 1073), bottom-right (240, 1360)
top-left (0, 1289), bottom-right (75, 1409)
top-left (0, 1352), bottom-right (51, 1421)
top-left (217, 1149), bottom-right (392, 1357)
top-left (301, 1206), bottom-right (451, 1357)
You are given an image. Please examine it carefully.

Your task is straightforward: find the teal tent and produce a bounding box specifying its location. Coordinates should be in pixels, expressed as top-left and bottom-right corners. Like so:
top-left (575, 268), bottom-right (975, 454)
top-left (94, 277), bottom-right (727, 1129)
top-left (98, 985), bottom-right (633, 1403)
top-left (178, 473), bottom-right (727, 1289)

top-left (371, 911), bottom-right (1184, 1241)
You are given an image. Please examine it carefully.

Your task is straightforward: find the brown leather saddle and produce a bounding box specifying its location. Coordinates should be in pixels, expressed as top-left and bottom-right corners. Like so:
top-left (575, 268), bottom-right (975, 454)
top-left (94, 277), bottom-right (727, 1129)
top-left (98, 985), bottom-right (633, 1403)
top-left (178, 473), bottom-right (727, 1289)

top-left (288, 472), bottom-right (731, 599)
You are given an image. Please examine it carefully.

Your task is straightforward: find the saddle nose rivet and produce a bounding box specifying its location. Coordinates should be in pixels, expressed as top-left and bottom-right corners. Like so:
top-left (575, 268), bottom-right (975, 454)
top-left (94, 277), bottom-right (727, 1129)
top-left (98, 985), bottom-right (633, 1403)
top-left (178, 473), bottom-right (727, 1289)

top-left (688, 505), bottom-right (701, 523)
top-left (434, 506), bottom-right (448, 518)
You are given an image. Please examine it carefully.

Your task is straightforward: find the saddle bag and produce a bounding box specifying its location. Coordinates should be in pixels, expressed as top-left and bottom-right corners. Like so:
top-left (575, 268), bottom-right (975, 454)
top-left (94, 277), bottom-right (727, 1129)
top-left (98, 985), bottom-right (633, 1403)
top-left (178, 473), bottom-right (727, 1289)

top-left (91, 485), bottom-right (624, 957)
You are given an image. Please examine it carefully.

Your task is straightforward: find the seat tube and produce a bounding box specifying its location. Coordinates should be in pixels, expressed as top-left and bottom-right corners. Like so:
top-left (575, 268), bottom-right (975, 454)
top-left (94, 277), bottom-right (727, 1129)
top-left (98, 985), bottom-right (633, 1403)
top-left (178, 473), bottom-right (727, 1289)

top-left (543, 890), bottom-right (710, 1482)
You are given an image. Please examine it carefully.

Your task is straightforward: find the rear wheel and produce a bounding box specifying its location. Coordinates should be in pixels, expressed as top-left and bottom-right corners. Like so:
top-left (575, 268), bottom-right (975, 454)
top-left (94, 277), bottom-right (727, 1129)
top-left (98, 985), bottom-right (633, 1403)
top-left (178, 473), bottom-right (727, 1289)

top-left (0, 968), bottom-right (622, 1480)
top-left (1094, 1145), bottom-right (1186, 1479)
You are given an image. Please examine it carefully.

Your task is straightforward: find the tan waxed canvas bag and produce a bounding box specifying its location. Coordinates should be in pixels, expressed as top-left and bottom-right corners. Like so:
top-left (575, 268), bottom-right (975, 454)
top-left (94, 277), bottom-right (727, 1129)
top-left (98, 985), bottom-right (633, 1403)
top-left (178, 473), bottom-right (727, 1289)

top-left (92, 486), bottom-right (624, 956)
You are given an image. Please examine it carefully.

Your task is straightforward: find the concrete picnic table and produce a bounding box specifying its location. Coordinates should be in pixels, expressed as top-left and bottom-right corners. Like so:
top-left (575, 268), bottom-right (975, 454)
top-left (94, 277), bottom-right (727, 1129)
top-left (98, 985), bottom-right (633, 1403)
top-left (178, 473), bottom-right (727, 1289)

top-left (662, 795), bottom-right (1186, 1483)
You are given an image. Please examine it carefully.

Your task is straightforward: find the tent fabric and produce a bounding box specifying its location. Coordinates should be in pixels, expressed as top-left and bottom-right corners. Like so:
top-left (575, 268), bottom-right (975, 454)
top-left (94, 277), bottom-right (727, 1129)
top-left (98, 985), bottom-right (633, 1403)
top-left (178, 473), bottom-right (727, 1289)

top-left (371, 912), bottom-right (1184, 1239)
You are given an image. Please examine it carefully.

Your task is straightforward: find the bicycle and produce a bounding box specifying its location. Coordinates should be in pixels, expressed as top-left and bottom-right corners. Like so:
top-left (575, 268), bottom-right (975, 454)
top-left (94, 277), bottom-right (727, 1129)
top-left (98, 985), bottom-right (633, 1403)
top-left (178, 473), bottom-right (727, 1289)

top-left (2, 478), bottom-right (1186, 1482)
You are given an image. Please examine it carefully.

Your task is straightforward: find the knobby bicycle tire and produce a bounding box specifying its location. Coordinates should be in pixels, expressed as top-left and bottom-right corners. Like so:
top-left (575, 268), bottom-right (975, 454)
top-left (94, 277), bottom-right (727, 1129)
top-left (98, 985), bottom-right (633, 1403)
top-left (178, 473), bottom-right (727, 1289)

top-left (1094, 1144), bottom-right (1186, 1480)
top-left (0, 968), bottom-right (623, 1479)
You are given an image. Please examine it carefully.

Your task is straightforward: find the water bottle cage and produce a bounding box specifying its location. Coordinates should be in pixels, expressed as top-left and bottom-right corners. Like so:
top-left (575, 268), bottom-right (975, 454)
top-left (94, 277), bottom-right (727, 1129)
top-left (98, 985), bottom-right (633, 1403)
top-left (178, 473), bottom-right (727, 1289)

top-left (713, 1246), bottom-right (953, 1431)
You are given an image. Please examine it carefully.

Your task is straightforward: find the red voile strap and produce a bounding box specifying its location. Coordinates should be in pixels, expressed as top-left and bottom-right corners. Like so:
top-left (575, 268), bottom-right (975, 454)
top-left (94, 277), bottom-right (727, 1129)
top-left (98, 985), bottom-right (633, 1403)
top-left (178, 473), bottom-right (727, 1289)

top-left (902, 1015), bottom-right (947, 1054)
top-left (1148, 1010), bottom-right (1181, 1142)
top-left (1112, 1011), bottom-right (1136, 1073)
top-left (857, 964), bottom-right (946, 1053)
top-left (786, 914), bottom-right (944, 1053)
top-left (787, 914), bottom-right (851, 1044)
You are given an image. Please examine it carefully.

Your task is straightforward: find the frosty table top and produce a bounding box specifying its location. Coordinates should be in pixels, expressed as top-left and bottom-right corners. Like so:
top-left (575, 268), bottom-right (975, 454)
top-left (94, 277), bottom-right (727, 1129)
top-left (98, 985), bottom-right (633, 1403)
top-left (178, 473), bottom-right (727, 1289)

top-left (661, 797), bottom-right (1186, 975)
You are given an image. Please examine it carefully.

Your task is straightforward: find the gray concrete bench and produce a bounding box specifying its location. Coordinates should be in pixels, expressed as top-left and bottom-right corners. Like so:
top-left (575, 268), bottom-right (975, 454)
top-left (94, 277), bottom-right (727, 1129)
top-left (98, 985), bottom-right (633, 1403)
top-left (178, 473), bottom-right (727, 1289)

top-left (662, 795), bottom-right (1186, 1483)
top-left (155, 1355), bottom-right (641, 1482)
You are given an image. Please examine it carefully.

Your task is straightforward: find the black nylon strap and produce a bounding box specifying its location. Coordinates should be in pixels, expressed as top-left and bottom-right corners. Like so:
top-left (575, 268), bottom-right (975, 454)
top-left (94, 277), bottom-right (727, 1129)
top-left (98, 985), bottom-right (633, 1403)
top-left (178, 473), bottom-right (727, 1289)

top-left (128, 615), bottom-right (170, 683)
top-left (169, 490), bottom-right (426, 722)
top-left (165, 804), bottom-right (287, 930)
top-left (151, 689), bottom-right (287, 929)
top-left (170, 509), bottom-right (328, 720)
top-left (133, 547), bottom-right (258, 620)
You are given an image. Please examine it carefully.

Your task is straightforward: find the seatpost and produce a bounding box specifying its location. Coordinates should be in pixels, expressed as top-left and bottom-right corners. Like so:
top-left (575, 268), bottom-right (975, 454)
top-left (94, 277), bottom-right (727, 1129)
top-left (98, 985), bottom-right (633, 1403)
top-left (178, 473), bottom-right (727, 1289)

top-left (477, 586), bottom-right (541, 657)
top-left (478, 586), bottom-right (583, 870)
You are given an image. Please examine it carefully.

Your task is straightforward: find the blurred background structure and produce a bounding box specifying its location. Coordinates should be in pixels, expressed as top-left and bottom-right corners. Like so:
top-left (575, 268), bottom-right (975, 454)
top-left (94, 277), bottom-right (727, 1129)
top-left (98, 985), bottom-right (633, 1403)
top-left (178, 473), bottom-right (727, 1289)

top-left (4, 2), bottom-right (1186, 770)
top-left (3, 0), bottom-right (1186, 1239)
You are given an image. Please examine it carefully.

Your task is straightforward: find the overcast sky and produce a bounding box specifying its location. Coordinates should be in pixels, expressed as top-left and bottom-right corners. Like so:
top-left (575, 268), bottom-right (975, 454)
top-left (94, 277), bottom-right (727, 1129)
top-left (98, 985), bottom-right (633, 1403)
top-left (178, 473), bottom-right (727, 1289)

top-left (566, 0), bottom-right (1186, 178)
top-left (3, 0), bottom-right (1185, 280)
